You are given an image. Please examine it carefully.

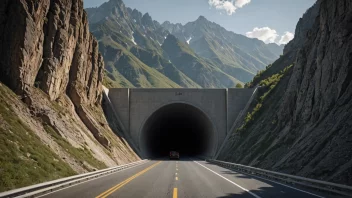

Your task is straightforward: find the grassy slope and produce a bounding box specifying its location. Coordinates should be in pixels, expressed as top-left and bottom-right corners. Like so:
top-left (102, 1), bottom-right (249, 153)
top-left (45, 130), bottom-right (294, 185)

top-left (92, 19), bottom-right (182, 88)
top-left (99, 35), bottom-right (181, 88)
top-left (43, 124), bottom-right (107, 170)
top-left (0, 84), bottom-right (76, 192)
top-left (162, 35), bottom-right (242, 88)
top-left (239, 64), bottom-right (293, 132)
top-left (168, 20), bottom-right (283, 83)
top-left (130, 46), bottom-right (201, 88)
top-left (246, 52), bottom-right (295, 88)
top-left (0, 81), bottom-right (135, 192)
top-left (218, 64), bottom-right (294, 163)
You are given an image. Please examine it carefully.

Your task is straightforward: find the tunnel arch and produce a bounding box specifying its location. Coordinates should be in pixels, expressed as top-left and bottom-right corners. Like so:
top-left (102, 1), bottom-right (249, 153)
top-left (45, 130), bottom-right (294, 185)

top-left (139, 102), bottom-right (217, 159)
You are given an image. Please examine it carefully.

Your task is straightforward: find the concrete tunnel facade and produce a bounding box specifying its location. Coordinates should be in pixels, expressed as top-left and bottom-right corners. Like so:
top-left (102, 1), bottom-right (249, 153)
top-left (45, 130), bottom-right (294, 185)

top-left (107, 88), bottom-right (256, 159)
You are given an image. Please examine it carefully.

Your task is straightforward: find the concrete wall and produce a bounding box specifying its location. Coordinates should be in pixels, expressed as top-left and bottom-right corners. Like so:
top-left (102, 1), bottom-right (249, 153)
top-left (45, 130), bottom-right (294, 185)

top-left (108, 88), bottom-right (255, 158)
top-left (227, 88), bottom-right (256, 132)
top-left (108, 88), bottom-right (130, 132)
top-left (215, 87), bottom-right (258, 158)
top-left (129, 89), bottom-right (227, 157)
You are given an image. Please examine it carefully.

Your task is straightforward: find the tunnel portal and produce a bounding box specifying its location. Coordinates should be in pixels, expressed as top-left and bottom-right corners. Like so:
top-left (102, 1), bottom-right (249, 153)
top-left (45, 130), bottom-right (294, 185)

top-left (107, 88), bottom-right (256, 159)
top-left (140, 103), bottom-right (215, 158)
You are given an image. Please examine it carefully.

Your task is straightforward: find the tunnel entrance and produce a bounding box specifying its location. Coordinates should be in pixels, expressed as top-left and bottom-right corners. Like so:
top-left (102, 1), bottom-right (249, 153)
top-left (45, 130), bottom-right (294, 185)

top-left (140, 103), bottom-right (215, 159)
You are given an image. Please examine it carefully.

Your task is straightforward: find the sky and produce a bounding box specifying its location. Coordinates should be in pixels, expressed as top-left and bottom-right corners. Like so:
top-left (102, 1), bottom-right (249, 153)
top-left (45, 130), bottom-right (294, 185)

top-left (84, 0), bottom-right (316, 45)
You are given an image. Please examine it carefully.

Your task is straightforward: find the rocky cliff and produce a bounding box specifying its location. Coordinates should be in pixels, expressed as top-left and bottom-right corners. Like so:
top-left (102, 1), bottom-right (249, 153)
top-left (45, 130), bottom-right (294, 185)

top-left (219, 0), bottom-right (352, 185)
top-left (0, 0), bottom-right (139, 192)
top-left (0, 0), bottom-right (103, 104)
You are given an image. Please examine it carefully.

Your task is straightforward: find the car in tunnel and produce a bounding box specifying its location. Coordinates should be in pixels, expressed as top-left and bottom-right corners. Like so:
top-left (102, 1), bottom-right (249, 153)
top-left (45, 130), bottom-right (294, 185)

top-left (169, 151), bottom-right (179, 160)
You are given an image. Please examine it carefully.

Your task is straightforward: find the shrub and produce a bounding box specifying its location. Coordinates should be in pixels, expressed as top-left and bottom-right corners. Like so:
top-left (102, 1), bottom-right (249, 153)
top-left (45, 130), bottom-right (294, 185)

top-left (235, 83), bottom-right (243, 88)
top-left (236, 64), bottom-right (293, 134)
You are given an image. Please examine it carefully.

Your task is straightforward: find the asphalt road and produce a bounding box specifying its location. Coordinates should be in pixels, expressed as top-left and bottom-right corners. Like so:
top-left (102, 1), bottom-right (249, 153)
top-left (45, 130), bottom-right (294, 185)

top-left (39, 159), bottom-right (326, 198)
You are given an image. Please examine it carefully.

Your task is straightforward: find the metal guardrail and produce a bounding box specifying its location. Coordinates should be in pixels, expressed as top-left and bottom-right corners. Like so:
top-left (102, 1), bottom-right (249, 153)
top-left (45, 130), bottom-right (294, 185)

top-left (0, 160), bottom-right (147, 198)
top-left (207, 159), bottom-right (352, 197)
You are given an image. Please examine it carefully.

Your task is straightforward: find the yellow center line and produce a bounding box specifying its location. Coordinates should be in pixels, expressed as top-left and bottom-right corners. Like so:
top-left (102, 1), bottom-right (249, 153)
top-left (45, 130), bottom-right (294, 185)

top-left (96, 162), bottom-right (161, 198)
top-left (175, 176), bottom-right (178, 181)
top-left (173, 188), bottom-right (178, 198)
top-left (175, 173), bottom-right (177, 175)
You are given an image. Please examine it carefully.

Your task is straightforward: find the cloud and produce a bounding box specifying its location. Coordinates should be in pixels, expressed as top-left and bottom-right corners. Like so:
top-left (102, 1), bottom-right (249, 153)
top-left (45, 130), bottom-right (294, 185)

top-left (235, 0), bottom-right (251, 8)
top-left (278, 31), bottom-right (294, 45)
top-left (246, 27), bottom-right (294, 45)
top-left (208, 0), bottom-right (251, 15)
top-left (246, 27), bottom-right (279, 44)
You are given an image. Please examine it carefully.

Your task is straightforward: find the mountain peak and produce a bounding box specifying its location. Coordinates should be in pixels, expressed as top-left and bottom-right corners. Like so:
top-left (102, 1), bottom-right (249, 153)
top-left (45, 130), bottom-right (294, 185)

top-left (106, 0), bottom-right (124, 6)
top-left (162, 21), bottom-right (171, 26)
top-left (142, 12), bottom-right (152, 21)
top-left (196, 15), bottom-right (208, 22)
top-left (142, 12), bottom-right (154, 27)
top-left (162, 34), bottom-right (197, 59)
top-left (143, 12), bottom-right (151, 17)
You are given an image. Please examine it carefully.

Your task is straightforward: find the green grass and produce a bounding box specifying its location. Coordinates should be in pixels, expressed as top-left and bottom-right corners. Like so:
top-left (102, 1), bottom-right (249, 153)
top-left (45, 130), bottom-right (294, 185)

top-left (104, 67), bottom-right (135, 88)
top-left (238, 64), bottom-right (293, 132)
top-left (236, 83), bottom-right (243, 88)
top-left (0, 84), bottom-right (76, 192)
top-left (246, 69), bottom-right (267, 88)
top-left (130, 46), bottom-right (201, 88)
top-left (43, 124), bottom-right (107, 171)
top-left (101, 39), bottom-right (181, 88)
top-left (92, 19), bottom-right (184, 88)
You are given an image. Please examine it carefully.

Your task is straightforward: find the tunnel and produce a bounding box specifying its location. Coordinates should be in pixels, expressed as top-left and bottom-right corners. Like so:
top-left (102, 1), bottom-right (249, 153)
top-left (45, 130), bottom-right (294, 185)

top-left (140, 103), bottom-right (215, 159)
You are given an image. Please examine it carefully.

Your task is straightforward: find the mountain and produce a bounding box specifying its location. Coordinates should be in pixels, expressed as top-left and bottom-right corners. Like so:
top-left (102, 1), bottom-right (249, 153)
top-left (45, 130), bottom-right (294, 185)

top-left (218, 0), bottom-right (352, 185)
top-left (0, 0), bottom-right (138, 192)
top-left (86, 0), bottom-right (283, 88)
top-left (86, 0), bottom-right (191, 88)
top-left (162, 16), bottom-right (284, 82)
top-left (162, 34), bottom-right (241, 87)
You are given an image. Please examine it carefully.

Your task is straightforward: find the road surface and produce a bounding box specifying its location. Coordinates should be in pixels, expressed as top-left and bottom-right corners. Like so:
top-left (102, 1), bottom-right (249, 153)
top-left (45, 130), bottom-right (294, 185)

top-left (40, 159), bottom-right (326, 198)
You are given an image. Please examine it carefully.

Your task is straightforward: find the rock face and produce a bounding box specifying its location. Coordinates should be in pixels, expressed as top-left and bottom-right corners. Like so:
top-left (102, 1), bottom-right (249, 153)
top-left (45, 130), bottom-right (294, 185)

top-left (219, 0), bottom-right (352, 185)
top-left (284, 2), bottom-right (319, 55)
top-left (0, 0), bottom-right (103, 105)
top-left (0, 0), bottom-right (49, 94)
top-left (0, 0), bottom-right (139, 184)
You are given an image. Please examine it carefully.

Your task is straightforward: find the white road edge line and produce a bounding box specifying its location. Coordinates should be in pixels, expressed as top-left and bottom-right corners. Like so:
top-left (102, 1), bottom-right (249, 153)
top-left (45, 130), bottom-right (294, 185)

top-left (194, 161), bottom-right (261, 198)
top-left (36, 161), bottom-right (150, 198)
top-left (230, 168), bottom-right (325, 198)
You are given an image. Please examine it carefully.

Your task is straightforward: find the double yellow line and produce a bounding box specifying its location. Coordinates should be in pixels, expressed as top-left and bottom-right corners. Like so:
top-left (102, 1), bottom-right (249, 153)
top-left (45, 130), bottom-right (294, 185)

top-left (96, 161), bottom-right (161, 198)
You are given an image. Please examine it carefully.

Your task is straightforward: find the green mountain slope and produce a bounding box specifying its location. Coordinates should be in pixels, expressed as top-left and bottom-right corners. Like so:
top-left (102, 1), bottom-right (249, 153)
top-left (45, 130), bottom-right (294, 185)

top-left (99, 37), bottom-right (180, 88)
top-left (162, 35), bottom-right (241, 88)
top-left (162, 17), bottom-right (284, 82)
top-left (86, 0), bottom-right (283, 88)
top-left (130, 47), bottom-right (201, 88)
top-left (87, 0), bottom-right (196, 88)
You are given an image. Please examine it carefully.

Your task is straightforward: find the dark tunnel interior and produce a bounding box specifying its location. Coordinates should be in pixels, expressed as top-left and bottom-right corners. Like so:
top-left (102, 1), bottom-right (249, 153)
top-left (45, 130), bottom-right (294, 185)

top-left (140, 103), bottom-right (215, 159)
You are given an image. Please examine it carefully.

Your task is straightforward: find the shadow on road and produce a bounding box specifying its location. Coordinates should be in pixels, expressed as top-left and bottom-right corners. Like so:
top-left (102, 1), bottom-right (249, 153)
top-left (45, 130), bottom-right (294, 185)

top-left (217, 186), bottom-right (283, 197)
top-left (147, 157), bottom-right (196, 162)
top-left (219, 170), bottom-right (253, 179)
top-left (204, 162), bottom-right (325, 198)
